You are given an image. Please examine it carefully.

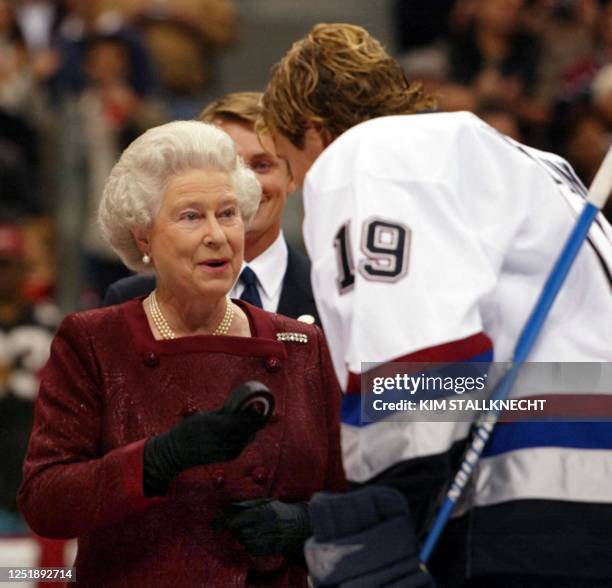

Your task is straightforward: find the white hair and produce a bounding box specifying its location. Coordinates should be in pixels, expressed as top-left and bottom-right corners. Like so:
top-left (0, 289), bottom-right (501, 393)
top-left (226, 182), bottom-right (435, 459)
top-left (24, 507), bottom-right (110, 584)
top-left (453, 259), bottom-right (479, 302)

top-left (98, 120), bottom-right (261, 272)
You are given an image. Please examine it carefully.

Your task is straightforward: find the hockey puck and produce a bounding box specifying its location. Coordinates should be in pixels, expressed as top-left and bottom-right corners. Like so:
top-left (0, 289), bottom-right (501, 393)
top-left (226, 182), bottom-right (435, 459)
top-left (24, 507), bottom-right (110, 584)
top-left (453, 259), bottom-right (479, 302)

top-left (224, 381), bottom-right (275, 418)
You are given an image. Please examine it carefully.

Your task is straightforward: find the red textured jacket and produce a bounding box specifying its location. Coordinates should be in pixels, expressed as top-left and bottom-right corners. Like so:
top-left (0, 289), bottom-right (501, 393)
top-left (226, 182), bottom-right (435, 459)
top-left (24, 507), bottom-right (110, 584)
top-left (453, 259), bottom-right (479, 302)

top-left (18, 299), bottom-right (345, 587)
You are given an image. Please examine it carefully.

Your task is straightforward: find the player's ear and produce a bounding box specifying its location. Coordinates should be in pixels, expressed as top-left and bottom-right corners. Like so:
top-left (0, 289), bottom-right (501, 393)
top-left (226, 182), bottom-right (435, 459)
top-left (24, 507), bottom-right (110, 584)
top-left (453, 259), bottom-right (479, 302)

top-left (311, 123), bottom-right (334, 148)
top-left (302, 126), bottom-right (329, 165)
top-left (319, 127), bottom-right (334, 148)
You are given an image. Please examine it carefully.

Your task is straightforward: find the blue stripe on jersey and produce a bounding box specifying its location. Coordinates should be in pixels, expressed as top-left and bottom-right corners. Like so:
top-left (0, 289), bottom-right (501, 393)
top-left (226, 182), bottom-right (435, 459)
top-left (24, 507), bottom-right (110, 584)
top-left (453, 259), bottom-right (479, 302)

top-left (461, 349), bottom-right (493, 363)
top-left (483, 421), bottom-right (612, 456)
top-left (342, 394), bottom-right (363, 426)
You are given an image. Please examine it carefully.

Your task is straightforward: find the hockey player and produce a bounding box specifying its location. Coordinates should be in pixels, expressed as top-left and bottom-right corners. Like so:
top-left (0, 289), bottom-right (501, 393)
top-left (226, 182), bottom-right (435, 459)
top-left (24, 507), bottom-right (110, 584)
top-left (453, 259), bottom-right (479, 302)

top-left (259, 23), bottom-right (612, 587)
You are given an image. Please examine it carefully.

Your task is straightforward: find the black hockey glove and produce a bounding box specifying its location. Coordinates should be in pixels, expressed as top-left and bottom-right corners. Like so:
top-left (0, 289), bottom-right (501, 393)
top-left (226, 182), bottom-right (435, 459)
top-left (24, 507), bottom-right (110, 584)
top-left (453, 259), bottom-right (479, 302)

top-left (218, 498), bottom-right (312, 557)
top-left (304, 485), bottom-right (435, 587)
top-left (143, 408), bottom-right (266, 496)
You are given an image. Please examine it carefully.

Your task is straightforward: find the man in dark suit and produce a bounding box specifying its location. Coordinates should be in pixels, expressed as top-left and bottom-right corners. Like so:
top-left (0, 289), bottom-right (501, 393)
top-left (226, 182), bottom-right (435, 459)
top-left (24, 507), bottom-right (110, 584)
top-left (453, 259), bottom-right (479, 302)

top-left (103, 92), bottom-right (319, 324)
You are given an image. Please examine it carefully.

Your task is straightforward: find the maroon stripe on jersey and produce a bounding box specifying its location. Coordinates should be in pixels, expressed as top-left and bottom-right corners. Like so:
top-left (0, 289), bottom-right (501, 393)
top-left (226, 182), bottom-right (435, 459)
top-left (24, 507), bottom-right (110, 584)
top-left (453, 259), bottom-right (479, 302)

top-left (498, 394), bottom-right (612, 421)
top-left (346, 332), bottom-right (493, 394)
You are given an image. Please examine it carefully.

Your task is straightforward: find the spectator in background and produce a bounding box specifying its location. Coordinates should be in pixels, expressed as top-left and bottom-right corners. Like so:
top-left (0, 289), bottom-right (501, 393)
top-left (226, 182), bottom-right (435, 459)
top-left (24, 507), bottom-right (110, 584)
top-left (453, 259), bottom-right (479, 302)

top-left (557, 0), bottom-right (612, 106)
top-left (79, 34), bottom-right (167, 306)
top-left (0, 156), bottom-right (56, 301)
top-left (0, 223), bottom-right (56, 535)
top-left (444, 0), bottom-right (545, 143)
top-left (0, 0), bottom-right (44, 216)
top-left (14, 0), bottom-right (61, 54)
top-left (562, 106), bottom-right (608, 185)
top-left (0, 0), bottom-right (39, 117)
top-left (446, 0), bottom-right (540, 95)
top-left (46, 0), bottom-right (157, 100)
top-left (550, 3), bottom-right (612, 193)
top-left (98, 0), bottom-right (239, 119)
top-left (525, 0), bottom-right (600, 111)
top-left (0, 138), bottom-right (37, 221)
top-left (0, 3), bottom-right (55, 303)
top-left (12, 0), bottom-right (65, 98)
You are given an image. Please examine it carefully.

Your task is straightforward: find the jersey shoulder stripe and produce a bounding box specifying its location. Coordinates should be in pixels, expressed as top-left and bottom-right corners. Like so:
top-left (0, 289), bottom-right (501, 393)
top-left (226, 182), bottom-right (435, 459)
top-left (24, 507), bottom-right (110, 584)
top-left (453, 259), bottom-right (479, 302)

top-left (345, 332), bottom-right (493, 395)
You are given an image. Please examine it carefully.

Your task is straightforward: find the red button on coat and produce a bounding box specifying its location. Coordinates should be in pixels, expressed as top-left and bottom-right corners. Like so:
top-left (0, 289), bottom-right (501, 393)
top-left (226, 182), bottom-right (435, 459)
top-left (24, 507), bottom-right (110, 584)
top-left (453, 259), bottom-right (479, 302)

top-left (143, 352), bottom-right (159, 367)
top-left (251, 466), bottom-right (269, 485)
top-left (264, 357), bottom-right (281, 372)
top-left (211, 470), bottom-right (226, 487)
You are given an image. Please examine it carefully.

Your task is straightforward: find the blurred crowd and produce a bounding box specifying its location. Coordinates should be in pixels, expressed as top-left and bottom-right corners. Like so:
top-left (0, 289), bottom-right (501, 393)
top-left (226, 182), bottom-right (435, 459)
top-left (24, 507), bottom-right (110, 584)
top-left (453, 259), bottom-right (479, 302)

top-left (2, 0), bottom-right (611, 315)
top-left (396, 0), bottom-right (612, 222)
top-left (0, 0), bottom-right (237, 311)
top-left (1, 0), bottom-right (611, 545)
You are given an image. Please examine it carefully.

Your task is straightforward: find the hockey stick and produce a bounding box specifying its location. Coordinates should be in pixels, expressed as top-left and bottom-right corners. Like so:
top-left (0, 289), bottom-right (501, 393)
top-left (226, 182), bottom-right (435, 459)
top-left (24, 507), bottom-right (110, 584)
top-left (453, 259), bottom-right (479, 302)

top-left (419, 146), bottom-right (612, 564)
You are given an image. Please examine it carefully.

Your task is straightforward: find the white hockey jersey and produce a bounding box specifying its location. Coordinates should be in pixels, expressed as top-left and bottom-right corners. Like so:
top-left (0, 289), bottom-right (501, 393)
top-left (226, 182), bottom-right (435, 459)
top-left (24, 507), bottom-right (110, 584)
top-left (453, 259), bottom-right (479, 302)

top-left (302, 112), bottom-right (612, 581)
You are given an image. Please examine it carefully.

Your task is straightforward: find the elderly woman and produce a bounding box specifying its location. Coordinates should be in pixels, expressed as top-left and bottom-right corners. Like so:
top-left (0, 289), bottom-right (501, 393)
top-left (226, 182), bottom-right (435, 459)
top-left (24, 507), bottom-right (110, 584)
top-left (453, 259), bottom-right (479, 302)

top-left (18, 121), bottom-right (344, 587)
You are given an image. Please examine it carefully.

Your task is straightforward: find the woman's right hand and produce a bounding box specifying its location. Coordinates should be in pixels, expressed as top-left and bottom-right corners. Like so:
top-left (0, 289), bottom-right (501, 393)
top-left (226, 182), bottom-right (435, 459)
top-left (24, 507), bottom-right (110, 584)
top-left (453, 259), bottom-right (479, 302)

top-left (143, 408), bottom-right (266, 496)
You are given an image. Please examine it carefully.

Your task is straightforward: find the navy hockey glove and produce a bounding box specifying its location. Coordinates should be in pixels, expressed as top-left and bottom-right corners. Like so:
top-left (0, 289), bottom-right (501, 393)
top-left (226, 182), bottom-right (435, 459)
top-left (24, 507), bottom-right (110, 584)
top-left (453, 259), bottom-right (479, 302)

top-left (304, 485), bottom-right (435, 587)
top-left (219, 498), bottom-right (311, 557)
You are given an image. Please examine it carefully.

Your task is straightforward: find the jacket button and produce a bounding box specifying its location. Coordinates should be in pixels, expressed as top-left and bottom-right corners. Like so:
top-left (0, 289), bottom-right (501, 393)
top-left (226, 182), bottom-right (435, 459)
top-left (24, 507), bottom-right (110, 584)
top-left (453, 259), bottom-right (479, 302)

top-left (211, 470), bottom-right (226, 487)
top-left (143, 352), bottom-right (159, 367)
top-left (251, 466), bottom-right (269, 485)
top-left (264, 357), bottom-right (281, 372)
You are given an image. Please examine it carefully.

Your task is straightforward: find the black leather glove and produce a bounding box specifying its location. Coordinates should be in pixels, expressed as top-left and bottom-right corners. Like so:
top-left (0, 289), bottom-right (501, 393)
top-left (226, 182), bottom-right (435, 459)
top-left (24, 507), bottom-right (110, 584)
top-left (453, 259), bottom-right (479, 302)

top-left (143, 408), bottom-right (266, 496)
top-left (219, 498), bottom-right (312, 557)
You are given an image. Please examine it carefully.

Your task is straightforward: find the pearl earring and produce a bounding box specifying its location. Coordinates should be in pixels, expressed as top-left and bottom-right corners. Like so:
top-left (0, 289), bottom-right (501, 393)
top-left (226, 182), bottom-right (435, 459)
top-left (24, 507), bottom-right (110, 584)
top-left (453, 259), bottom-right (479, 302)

top-left (142, 253), bottom-right (151, 265)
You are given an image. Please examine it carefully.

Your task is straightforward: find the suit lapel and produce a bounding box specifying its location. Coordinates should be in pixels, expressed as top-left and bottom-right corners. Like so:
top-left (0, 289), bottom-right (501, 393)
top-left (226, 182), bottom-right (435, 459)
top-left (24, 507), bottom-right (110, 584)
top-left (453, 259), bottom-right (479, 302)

top-left (277, 245), bottom-right (320, 323)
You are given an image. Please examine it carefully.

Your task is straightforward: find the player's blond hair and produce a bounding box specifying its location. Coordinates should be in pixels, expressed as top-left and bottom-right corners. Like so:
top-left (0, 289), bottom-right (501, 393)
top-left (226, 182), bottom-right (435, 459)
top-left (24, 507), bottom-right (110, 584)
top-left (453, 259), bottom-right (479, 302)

top-left (258, 23), bottom-right (436, 146)
top-left (199, 91), bottom-right (263, 126)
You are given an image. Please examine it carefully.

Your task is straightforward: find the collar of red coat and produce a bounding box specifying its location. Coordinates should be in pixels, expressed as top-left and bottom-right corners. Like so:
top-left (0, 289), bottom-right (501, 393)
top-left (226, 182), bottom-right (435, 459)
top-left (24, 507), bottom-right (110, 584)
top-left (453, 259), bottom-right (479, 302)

top-left (122, 297), bottom-right (289, 359)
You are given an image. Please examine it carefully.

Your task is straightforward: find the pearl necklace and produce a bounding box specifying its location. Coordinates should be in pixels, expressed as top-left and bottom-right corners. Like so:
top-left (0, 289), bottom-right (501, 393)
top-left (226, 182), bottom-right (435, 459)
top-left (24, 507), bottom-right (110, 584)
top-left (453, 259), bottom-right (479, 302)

top-left (148, 290), bottom-right (234, 339)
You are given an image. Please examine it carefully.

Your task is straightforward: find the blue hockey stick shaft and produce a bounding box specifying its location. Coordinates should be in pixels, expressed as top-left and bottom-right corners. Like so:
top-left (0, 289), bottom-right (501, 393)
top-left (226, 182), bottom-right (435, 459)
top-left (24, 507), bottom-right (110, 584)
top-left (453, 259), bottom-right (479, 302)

top-left (420, 147), bottom-right (612, 564)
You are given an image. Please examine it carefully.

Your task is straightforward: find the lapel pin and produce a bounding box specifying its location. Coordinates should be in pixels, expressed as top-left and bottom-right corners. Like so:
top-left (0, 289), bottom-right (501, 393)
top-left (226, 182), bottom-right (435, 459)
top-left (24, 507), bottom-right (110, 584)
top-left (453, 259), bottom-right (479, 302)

top-left (276, 332), bottom-right (309, 343)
